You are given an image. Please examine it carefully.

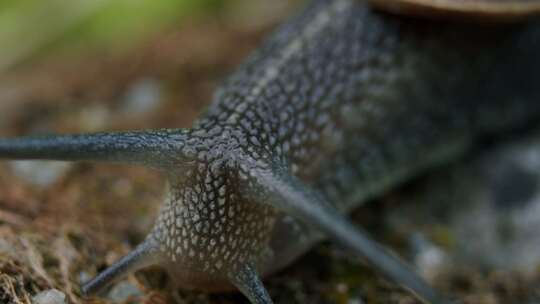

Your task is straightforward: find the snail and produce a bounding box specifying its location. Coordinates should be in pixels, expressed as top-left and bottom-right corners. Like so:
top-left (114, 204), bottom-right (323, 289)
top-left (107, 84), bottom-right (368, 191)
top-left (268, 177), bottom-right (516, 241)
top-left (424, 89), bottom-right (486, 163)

top-left (1, 0), bottom-right (540, 303)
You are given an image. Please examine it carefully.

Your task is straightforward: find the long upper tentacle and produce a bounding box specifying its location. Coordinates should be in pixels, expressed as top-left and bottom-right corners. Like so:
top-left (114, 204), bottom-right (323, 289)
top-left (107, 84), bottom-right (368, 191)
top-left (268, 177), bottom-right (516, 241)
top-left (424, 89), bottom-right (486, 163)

top-left (0, 129), bottom-right (190, 169)
top-left (247, 166), bottom-right (450, 304)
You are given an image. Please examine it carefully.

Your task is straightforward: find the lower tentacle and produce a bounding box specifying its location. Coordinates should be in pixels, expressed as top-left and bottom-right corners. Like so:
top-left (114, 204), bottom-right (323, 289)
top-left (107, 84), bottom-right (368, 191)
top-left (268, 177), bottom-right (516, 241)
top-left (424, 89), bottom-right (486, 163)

top-left (229, 264), bottom-right (274, 304)
top-left (81, 238), bottom-right (160, 296)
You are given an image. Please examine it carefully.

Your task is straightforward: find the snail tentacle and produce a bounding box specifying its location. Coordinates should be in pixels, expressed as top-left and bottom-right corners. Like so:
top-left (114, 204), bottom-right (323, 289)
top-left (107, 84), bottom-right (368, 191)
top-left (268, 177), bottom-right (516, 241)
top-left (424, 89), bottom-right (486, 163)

top-left (229, 264), bottom-right (273, 304)
top-left (247, 166), bottom-right (449, 304)
top-left (81, 238), bottom-right (160, 296)
top-left (0, 128), bottom-right (191, 169)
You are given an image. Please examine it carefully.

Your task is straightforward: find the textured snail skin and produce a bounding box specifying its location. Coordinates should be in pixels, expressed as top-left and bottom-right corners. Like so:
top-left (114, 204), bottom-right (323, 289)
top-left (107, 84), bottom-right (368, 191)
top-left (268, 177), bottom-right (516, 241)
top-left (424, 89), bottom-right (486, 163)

top-left (2, 0), bottom-right (540, 302)
top-left (152, 1), bottom-right (540, 294)
top-left (157, 0), bottom-right (540, 286)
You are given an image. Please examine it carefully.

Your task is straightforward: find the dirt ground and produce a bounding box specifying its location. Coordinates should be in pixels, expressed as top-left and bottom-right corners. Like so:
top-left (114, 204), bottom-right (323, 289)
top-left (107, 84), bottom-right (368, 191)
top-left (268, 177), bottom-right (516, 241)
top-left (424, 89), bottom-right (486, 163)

top-left (1, 5), bottom-right (540, 304)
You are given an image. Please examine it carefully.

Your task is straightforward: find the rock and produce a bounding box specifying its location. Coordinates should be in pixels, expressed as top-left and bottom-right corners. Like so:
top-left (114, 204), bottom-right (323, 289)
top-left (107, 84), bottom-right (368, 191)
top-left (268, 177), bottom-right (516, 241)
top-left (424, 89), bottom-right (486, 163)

top-left (121, 78), bottom-right (163, 115)
top-left (0, 238), bottom-right (17, 256)
top-left (9, 160), bottom-right (71, 187)
top-left (410, 233), bottom-right (449, 281)
top-left (348, 298), bottom-right (364, 304)
top-left (78, 271), bottom-right (92, 285)
top-left (107, 281), bottom-right (143, 302)
top-left (32, 289), bottom-right (66, 304)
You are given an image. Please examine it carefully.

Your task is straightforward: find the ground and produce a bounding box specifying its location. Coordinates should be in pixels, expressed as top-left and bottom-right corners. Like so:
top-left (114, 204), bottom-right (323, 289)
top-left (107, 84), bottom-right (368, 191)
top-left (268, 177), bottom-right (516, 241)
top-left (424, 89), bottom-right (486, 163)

top-left (1, 3), bottom-right (540, 304)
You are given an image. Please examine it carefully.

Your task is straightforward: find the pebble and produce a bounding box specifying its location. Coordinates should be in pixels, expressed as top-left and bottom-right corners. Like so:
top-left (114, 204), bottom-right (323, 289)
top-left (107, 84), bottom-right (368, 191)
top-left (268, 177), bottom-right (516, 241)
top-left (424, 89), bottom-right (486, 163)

top-left (107, 281), bottom-right (143, 302)
top-left (348, 298), bottom-right (364, 304)
top-left (122, 78), bottom-right (163, 115)
top-left (78, 271), bottom-right (92, 285)
top-left (0, 238), bottom-right (16, 256)
top-left (32, 289), bottom-right (66, 304)
top-left (410, 233), bottom-right (448, 281)
top-left (9, 160), bottom-right (71, 187)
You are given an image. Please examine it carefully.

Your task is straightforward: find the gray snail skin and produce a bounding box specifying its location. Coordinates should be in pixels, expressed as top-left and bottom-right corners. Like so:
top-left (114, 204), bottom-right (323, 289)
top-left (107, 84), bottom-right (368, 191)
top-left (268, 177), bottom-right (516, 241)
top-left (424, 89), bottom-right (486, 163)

top-left (2, 0), bottom-right (540, 303)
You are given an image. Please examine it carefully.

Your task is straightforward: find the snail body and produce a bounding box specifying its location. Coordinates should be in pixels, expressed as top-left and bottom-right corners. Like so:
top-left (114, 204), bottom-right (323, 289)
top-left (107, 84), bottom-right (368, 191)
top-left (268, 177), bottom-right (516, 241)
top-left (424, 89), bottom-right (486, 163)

top-left (1, 0), bottom-right (540, 303)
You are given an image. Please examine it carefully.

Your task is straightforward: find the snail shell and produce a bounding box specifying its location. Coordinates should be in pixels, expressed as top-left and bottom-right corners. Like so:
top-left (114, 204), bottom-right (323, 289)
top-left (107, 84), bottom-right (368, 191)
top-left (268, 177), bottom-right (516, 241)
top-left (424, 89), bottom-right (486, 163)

top-left (369, 0), bottom-right (540, 20)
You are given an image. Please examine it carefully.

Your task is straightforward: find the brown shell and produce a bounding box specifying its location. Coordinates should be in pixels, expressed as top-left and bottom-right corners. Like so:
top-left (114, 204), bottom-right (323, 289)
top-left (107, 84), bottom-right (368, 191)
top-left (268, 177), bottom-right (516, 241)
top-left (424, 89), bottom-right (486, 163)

top-left (369, 0), bottom-right (540, 21)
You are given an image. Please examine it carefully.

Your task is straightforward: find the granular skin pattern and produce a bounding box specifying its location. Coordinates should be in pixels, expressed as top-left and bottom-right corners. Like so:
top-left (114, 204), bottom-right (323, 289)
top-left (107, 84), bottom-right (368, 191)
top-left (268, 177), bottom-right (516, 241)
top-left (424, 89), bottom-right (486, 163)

top-left (146, 0), bottom-right (540, 288)
top-left (2, 0), bottom-right (539, 298)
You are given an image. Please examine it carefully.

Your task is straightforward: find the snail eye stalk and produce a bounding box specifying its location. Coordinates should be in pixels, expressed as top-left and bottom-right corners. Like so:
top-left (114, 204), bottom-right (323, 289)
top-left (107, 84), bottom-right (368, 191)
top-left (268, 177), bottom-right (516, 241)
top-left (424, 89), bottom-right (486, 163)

top-left (248, 166), bottom-right (451, 304)
top-left (0, 129), bottom-right (190, 169)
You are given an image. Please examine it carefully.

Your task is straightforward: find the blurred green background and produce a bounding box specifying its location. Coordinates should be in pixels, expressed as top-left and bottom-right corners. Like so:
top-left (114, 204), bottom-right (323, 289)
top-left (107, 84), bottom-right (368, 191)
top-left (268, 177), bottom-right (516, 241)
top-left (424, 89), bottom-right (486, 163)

top-left (0, 0), bottom-right (230, 71)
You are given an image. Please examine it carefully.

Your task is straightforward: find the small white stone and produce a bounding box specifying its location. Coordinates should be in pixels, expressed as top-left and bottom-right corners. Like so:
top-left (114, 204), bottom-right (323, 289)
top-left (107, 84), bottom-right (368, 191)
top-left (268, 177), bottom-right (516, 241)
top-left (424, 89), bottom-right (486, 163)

top-left (348, 298), bottom-right (364, 304)
top-left (10, 161), bottom-right (71, 187)
top-left (0, 239), bottom-right (16, 256)
top-left (78, 271), bottom-right (91, 285)
top-left (122, 78), bottom-right (163, 115)
top-left (107, 281), bottom-right (142, 302)
top-left (32, 289), bottom-right (66, 304)
top-left (411, 234), bottom-right (448, 281)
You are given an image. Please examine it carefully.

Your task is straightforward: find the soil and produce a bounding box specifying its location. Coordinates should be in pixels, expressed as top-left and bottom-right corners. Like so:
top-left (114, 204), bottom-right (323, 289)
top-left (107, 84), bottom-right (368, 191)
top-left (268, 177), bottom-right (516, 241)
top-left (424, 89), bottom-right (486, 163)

top-left (0, 5), bottom-right (539, 304)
